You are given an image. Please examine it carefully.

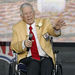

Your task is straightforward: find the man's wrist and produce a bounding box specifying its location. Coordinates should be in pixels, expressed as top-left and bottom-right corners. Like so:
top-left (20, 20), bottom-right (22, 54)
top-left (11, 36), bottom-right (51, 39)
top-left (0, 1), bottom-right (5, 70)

top-left (53, 27), bottom-right (60, 31)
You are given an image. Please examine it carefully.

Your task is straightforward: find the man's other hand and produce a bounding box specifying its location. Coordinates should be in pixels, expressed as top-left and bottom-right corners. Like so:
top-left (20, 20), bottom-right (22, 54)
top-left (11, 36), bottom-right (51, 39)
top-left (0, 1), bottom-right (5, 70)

top-left (54, 19), bottom-right (66, 30)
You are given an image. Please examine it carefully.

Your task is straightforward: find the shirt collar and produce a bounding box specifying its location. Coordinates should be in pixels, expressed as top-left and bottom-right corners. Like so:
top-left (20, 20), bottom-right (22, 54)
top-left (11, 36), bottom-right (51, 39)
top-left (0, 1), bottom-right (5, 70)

top-left (27, 22), bottom-right (35, 29)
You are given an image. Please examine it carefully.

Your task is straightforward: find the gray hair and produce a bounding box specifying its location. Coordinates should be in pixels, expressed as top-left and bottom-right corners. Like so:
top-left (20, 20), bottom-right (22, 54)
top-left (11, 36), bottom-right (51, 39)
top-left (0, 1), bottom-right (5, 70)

top-left (20, 3), bottom-right (34, 15)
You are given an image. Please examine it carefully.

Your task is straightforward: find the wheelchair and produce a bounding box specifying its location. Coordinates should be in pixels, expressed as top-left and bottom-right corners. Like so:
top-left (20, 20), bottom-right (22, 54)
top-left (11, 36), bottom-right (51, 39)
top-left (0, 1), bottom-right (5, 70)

top-left (9, 51), bottom-right (27, 75)
top-left (10, 36), bottom-right (62, 75)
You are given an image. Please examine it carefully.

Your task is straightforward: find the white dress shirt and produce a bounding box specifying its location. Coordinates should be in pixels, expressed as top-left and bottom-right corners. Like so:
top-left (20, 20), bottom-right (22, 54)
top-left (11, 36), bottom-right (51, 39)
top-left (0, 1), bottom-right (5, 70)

top-left (22, 22), bottom-right (47, 57)
top-left (22, 22), bottom-right (60, 57)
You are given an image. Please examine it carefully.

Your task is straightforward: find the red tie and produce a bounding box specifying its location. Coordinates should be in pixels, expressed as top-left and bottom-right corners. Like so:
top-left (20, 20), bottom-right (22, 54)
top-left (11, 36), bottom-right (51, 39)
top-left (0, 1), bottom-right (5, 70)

top-left (29, 24), bottom-right (40, 60)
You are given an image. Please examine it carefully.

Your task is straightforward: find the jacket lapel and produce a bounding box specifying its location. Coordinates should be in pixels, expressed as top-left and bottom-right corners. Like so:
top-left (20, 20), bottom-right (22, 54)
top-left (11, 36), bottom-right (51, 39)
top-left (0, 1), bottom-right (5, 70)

top-left (35, 19), bottom-right (42, 41)
top-left (22, 21), bottom-right (28, 40)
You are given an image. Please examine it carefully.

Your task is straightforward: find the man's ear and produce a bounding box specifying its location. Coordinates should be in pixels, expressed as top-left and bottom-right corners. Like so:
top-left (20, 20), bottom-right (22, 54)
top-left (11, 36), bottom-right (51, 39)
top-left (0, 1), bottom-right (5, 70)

top-left (20, 14), bottom-right (23, 18)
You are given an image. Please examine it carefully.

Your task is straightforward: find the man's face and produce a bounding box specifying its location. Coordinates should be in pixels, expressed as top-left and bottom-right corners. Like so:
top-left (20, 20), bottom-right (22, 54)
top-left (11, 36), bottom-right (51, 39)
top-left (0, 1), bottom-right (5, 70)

top-left (21, 6), bottom-right (35, 25)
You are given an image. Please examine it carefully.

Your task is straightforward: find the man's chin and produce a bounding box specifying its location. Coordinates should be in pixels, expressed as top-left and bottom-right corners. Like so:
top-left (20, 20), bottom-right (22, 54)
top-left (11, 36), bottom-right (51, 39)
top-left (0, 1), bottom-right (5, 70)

top-left (28, 21), bottom-right (34, 25)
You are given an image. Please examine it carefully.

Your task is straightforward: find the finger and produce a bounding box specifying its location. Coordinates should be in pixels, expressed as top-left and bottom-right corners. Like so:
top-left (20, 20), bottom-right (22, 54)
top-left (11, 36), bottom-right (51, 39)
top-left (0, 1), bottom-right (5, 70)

top-left (27, 40), bottom-right (31, 44)
top-left (27, 42), bottom-right (32, 46)
top-left (27, 43), bottom-right (32, 47)
top-left (32, 40), bottom-right (34, 42)
top-left (58, 19), bottom-right (65, 24)
top-left (61, 22), bottom-right (66, 26)
top-left (29, 43), bottom-right (32, 47)
top-left (57, 19), bottom-right (63, 23)
top-left (59, 20), bottom-right (64, 25)
top-left (62, 22), bottom-right (66, 26)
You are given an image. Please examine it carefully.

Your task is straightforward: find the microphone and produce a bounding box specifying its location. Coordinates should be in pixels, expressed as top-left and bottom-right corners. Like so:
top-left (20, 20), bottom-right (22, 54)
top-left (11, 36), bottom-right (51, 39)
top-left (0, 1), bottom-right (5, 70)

top-left (27, 34), bottom-right (33, 51)
top-left (29, 33), bottom-right (33, 40)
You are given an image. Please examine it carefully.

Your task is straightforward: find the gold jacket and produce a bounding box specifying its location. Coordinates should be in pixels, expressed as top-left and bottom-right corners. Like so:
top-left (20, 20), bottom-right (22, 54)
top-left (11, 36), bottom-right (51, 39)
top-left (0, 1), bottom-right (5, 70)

top-left (11, 18), bottom-right (60, 63)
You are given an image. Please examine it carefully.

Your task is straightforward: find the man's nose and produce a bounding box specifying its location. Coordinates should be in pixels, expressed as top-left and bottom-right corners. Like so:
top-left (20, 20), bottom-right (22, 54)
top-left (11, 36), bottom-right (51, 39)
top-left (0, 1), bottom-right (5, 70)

top-left (27, 13), bottom-right (31, 17)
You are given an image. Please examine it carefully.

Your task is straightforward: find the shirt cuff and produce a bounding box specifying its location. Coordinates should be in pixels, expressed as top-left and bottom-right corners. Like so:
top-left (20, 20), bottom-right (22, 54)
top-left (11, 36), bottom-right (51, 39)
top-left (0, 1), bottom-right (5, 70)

top-left (22, 40), bottom-right (26, 50)
top-left (54, 29), bottom-right (61, 35)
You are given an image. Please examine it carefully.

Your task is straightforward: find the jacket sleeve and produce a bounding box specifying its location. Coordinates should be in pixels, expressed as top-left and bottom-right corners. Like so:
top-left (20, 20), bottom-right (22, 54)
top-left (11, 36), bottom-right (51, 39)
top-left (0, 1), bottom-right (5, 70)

top-left (10, 26), bottom-right (27, 53)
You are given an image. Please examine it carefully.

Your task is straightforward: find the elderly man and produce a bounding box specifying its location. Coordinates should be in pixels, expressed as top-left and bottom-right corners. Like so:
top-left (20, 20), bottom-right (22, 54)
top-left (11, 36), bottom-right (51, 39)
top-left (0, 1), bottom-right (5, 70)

top-left (11, 3), bottom-right (65, 75)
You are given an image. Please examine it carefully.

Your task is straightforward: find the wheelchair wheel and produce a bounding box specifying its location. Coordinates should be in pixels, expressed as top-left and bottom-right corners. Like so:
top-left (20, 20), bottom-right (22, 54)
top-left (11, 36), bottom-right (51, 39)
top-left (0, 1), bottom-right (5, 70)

top-left (52, 64), bottom-right (62, 75)
top-left (56, 64), bottom-right (62, 75)
top-left (19, 71), bottom-right (27, 75)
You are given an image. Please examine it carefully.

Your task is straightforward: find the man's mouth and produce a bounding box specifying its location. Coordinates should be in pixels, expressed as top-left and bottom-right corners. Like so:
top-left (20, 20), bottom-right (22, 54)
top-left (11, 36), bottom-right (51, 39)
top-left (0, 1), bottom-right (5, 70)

top-left (28, 18), bottom-right (32, 21)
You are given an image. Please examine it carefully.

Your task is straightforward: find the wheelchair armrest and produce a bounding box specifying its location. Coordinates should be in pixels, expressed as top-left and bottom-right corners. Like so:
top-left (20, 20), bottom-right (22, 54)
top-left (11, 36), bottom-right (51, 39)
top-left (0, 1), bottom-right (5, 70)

top-left (49, 36), bottom-right (60, 54)
top-left (18, 63), bottom-right (27, 73)
top-left (54, 50), bottom-right (59, 54)
top-left (12, 50), bottom-right (16, 53)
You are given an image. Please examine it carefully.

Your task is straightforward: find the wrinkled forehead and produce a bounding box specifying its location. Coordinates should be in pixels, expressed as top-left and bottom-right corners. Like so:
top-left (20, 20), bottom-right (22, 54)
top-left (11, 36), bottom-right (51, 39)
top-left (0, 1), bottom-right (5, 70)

top-left (23, 6), bottom-right (33, 11)
top-left (22, 6), bottom-right (34, 15)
